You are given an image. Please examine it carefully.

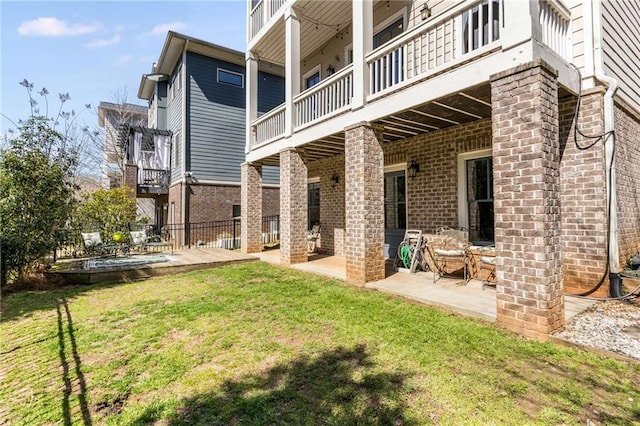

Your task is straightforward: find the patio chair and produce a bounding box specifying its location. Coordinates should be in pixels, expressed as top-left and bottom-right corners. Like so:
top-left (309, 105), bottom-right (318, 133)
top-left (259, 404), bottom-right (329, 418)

top-left (307, 224), bottom-right (321, 253)
top-left (428, 226), bottom-right (470, 283)
top-left (81, 231), bottom-right (126, 257)
top-left (128, 223), bottom-right (173, 254)
top-left (479, 245), bottom-right (496, 288)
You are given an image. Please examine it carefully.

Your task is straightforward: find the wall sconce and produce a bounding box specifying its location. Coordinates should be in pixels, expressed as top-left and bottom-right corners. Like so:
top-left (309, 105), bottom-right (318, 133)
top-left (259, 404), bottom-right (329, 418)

top-left (330, 172), bottom-right (340, 188)
top-left (408, 160), bottom-right (420, 179)
top-left (420, 3), bottom-right (431, 20)
top-left (326, 64), bottom-right (335, 76)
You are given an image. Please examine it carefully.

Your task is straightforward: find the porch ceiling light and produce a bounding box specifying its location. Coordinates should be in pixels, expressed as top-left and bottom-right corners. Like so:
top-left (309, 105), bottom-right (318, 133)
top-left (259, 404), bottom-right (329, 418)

top-left (408, 160), bottom-right (420, 179)
top-left (330, 172), bottom-right (340, 189)
top-left (420, 3), bottom-right (431, 21)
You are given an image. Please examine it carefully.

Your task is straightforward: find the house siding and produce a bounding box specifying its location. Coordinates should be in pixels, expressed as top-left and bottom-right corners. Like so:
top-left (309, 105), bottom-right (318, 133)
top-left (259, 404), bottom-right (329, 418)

top-left (168, 62), bottom-right (184, 185)
top-left (187, 51), bottom-right (282, 185)
top-left (601, 0), bottom-right (640, 114)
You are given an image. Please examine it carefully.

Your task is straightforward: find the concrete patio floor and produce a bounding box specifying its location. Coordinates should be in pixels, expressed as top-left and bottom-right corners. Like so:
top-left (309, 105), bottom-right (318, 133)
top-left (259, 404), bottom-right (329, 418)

top-left (255, 249), bottom-right (595, 322)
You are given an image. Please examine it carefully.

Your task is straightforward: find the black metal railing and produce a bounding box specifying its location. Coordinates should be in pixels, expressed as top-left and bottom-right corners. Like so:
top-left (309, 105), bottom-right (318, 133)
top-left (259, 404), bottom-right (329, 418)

top-left (139, 169), bottom-right (169, 187)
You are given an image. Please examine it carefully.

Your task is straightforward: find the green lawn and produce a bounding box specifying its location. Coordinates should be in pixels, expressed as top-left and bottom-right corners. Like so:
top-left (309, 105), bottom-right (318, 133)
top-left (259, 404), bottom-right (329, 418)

top-left (1, 262), bottom-right (639, 425)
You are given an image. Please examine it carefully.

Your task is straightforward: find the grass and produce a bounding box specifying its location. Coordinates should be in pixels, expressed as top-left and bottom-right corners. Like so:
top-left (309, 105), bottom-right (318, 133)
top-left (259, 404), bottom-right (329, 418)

top-left (1, 262), bottom-right (639, 425)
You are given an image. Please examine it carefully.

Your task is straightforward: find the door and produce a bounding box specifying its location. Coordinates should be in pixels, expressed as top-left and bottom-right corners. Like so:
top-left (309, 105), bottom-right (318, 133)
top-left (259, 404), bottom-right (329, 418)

top-left (384, 170), bottom-right (406, 258)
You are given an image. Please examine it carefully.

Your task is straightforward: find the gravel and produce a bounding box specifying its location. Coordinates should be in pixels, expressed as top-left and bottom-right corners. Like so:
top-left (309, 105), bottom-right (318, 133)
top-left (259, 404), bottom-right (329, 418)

top-left (554, 299), bottom-right (640, 361)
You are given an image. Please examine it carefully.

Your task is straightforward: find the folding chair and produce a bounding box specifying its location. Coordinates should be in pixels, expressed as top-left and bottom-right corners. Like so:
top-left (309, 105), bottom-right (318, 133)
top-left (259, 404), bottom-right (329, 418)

top-left (307, 224), bottom-right (321, 253)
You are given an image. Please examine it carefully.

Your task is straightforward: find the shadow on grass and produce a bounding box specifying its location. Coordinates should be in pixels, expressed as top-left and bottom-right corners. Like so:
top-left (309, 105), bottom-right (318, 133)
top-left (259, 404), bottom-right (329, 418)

top-left (133, 344), bottom-right (416, 425)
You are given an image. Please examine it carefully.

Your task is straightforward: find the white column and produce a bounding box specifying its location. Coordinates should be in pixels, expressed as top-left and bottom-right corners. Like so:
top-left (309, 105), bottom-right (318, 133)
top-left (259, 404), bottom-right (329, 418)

top-left (352, 0), bottom-right (373, 110)
top-left (246, 51), bottom-right (259, 153)
top-left (284, 6), bottom-right (300, 137)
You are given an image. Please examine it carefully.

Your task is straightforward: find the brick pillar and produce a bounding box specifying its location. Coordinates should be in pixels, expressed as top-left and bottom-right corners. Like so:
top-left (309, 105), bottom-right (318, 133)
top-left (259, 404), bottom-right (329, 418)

top-left (344, 122), bottom-right (385, 285)
top-left (123, 164), bottom-right (137, 197)
top-left (241, 162), bottom-right (263, 254)
top-left (280, 148), bottom-right (308, 265)
top-left (491, 60), bottom-right (564, 340)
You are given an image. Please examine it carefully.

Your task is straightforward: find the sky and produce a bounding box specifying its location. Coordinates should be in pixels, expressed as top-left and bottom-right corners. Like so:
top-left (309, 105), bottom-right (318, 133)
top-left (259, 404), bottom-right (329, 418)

top-left (0, 0), bottom-right (247, 135)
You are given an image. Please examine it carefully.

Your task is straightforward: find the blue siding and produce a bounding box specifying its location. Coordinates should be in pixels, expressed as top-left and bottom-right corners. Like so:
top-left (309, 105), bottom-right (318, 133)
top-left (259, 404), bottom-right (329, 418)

top-left (186, 51), bottom-right (282, 185)
top-left (258, 71), bottom-right (285, 114)
top-left (167, 61), bottom-right (183, 185)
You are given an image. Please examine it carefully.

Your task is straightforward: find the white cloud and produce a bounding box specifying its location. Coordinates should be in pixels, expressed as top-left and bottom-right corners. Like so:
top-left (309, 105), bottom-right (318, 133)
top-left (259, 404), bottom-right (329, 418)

top-left (17, 17), bottom-right (102, 37)
top-left (84, 34), bottom-right (121, 48)
top-left (148, 21), bottom-right (187, 36)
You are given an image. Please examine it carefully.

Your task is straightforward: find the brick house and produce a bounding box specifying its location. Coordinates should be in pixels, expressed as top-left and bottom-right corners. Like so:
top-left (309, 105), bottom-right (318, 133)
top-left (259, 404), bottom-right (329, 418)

top-left (241, 0), bottom-right (640, 339)
top-left (132, 31), bottom-right (284, 244)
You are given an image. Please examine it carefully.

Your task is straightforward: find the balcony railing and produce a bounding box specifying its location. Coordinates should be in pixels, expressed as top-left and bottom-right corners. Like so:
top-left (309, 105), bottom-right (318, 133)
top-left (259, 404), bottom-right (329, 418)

top-left (253, 103), bottom-right (286, 147)
top-left (249, 0), bottom-right (287, 39)
top-left (539, 0), bottom-right (572, 60)
top-left (368, 0), bottom-right (503, 97)
top-left (294, 65), bottom-right (353, 130)
top-left (139, 169), bottom-right (169, 187)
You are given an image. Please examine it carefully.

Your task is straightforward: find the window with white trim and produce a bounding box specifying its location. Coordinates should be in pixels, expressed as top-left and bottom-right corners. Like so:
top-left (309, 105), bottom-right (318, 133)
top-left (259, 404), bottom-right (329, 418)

top-left (458, 150), bottom-right (493, 245)
top-left (303, 65), bottom-right (321, 89)
top-left (217, 68), bottom-right (244, 88)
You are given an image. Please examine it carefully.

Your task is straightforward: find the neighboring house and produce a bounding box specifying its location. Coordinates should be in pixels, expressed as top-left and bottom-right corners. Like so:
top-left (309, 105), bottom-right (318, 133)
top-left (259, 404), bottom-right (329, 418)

top-left (98, 101), bottom-right (156, 221)
top-left (136, 31), bottom-right (284, 244)
top-left (98, 102), bottom-right (148, 189)
top-left (241, 0), bottom-right (640, 339)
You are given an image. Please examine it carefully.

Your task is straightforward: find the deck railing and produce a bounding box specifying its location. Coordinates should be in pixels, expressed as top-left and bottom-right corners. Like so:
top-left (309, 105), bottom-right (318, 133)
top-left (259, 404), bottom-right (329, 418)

top-left (249, 0), bottom-right (287, 39)
top-left (139, 169), bottom-right (169, 187)
top-left (253, 103), bottom-right (286, 147)
top-left (367, 0), bottom-right (503, 97)
top-left (294, 65), bottom-right (353, 129)
top-left (539, 0), bottom-right (571, 60)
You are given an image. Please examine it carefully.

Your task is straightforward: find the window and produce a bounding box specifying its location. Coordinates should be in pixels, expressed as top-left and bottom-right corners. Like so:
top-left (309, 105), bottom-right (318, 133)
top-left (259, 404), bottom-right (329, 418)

top-left (374, 17), bottom-right (404, 49)
top-left (384, 171), bottom-right (406, 229)
top-left (171, 133), bottom-right (181, 170)
top-left (218, 69), bottom-right (244, 88)
top-left (303, 65), bottom-right (321, 89)
top-left (308, 182), bottom-right (320, 229)
top-left (232, 204), bottom-right (241, 218)
top-left (345, 44), bottom-right (353, 65)
top-left (170, 66), bottom-right (181, 100)
top-left (465, 156), bottom-right (494, 244)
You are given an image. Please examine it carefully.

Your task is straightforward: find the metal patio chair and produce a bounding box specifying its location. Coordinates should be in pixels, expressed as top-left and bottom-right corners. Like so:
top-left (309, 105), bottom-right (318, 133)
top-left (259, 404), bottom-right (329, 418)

top-left (428, 226), bottom-right (470, 283)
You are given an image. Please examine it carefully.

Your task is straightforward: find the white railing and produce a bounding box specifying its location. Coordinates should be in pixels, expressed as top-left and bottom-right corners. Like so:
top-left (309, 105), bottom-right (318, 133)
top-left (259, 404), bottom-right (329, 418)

top-left (252, 103), bottom-right (286, 147)
top-left (539, 0), bottom-right (571, 61)
top-left (294, 65), bottom-right (353, 129)
top-left (367, 0), bottom-right (503, 96)
top-left (249, 0), bottom-right (287, 39)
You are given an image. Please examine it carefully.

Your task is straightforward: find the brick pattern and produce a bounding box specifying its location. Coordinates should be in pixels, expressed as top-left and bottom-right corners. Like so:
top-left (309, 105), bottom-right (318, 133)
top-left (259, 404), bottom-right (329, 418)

top-left (123, 164), bottom-right (138, 197)
top-left (491, 60), bottom-right (564, 340)
top-left (558, 90), bottom-right (609, 296)
top-left (614, 103), bottom-right (640, 270)
top-left (345, 122), bottom-right (386, 285)
top-left (241, 163), bottom-right (263, 253)
top-left (307, 155), bottom-right (346, 256)
top-left (280, 149), bottom-right (308, 265)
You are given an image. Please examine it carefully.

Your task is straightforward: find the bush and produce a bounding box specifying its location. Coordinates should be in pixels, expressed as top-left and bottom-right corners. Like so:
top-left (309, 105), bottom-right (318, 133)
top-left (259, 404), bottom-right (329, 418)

top-left (73, 187), bottom-right (138, 243)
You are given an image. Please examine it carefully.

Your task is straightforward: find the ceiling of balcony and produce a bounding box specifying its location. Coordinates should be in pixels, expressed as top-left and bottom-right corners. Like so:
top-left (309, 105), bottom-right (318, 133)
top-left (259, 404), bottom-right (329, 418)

top-left (253, 0), bottom-right (353, 65)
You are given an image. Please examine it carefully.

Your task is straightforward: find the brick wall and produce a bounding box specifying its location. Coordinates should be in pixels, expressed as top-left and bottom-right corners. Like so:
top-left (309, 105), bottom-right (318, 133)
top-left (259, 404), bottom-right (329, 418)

top-left (558, 90), bottom-right (609, 296)
top-left (241, 163), bottom-right (263, 254)
top-left (614, 102), bottom-right (640, 268)
top-left (280, 149), bottom-right (308, 265)
top-left (344, 122), bottom-right (386, 284)
top-left (491, 60), bottom-right (564, 340)
top-left (187, 184), bottom-right (240, 223)
top-left (123, 164), bottom-right (137, 197)
top-left (262, 187), bottom-right (280, 217)
top-left (307, 155), bottom-right (346, 256)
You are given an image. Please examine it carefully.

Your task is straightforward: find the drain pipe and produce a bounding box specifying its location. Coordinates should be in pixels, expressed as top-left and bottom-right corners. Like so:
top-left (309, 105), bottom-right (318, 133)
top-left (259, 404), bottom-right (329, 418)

top-left (590, 0), bottom-right (622, 297)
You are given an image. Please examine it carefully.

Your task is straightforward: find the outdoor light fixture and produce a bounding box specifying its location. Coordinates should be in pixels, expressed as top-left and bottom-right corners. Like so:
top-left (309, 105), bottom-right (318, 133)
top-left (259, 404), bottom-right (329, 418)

top-left (326, 64), bottom-right (335, 75)
top-left (408, 160), bottom-right (420, 179)
top-left (144, 72), bottom-right (170, 82)
top-left (420, 3), bottom-right (431, 20)
top-left (330, 172), bottom-right (340, 189)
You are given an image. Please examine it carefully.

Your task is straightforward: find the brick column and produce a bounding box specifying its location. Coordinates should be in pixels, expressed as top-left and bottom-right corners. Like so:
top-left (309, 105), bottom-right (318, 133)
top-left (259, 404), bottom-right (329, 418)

top-left (280, 148), bottom-right (308, 265)
top-left (344, 122), bottom-right (385, 285)
top-left (123, 164), bottom-right (137, 197)
top-left (491, 60), bottom-right (564, 340)
top-left (241, 162), bottom-right (263, 254)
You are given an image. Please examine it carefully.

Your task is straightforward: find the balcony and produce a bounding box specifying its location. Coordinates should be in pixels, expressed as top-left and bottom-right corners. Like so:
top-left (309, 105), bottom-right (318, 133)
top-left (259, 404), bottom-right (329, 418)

top-left (249, 0), bottom-right (287, 39)
top-left (248, 0), bottom-right (574, 157)
top-left (138, 168), bottom-right (170, 195)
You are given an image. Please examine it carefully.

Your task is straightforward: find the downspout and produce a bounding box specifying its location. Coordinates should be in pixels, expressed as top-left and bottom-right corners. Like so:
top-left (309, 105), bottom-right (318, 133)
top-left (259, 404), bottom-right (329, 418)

top-left (590, 0), bottom-right (622, 296)
top-left (181, 40), bottom-right (190, 247)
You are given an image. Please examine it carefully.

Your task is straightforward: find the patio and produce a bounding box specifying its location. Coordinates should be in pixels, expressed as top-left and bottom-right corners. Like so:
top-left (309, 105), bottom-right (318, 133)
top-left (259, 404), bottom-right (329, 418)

top-left (255, 249), bottom-right (595, 322)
